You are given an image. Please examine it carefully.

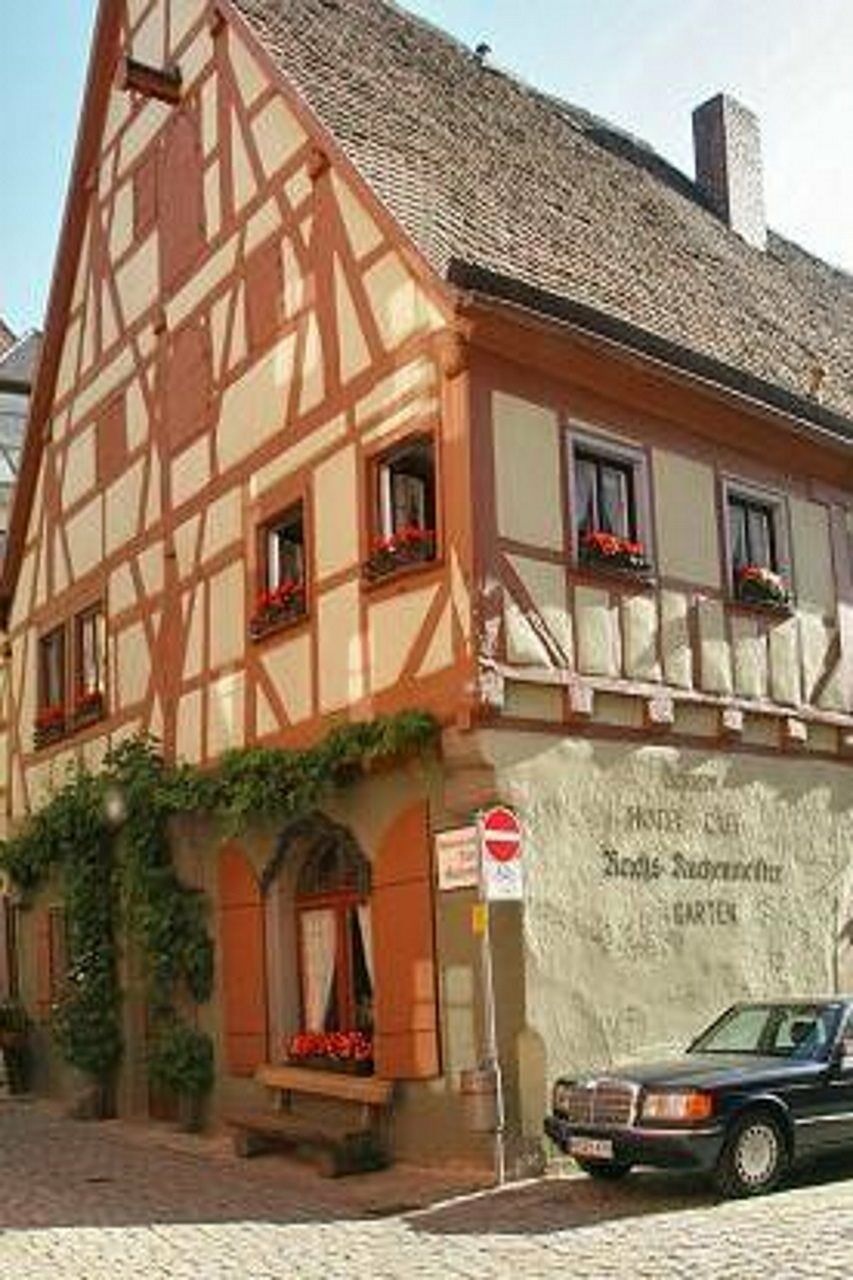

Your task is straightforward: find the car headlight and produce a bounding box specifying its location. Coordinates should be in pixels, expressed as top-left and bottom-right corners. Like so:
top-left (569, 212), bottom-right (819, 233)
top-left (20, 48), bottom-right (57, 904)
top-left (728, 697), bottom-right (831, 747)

top-left (641, 1090), bottom-right (713, 1123)
top-left (552, 1080), bottom-right (575, 1113)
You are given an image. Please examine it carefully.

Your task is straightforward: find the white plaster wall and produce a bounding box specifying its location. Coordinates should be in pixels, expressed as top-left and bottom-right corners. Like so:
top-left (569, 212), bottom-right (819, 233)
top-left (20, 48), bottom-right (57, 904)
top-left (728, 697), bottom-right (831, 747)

top-left (484, 730), bottom-right (853, 1127)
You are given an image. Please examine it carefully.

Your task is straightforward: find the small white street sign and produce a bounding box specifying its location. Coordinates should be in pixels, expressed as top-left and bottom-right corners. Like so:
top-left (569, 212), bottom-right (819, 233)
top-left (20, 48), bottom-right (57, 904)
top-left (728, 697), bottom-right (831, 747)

top-left (435, 826), bottom-right (480, 891)
top-left (479, 806), bottom-right (524, 901)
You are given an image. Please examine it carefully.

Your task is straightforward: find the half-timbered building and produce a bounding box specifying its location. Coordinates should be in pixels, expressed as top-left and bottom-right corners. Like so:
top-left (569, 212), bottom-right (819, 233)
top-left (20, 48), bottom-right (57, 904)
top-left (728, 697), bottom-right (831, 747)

top-left (1, 0), bottom-right (851, 1169)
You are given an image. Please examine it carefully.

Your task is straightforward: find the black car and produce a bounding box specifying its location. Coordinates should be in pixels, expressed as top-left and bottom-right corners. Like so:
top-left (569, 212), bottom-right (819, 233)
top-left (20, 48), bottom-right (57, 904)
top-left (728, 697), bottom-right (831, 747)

top-left (545, 999), bottom-right (853, 1197)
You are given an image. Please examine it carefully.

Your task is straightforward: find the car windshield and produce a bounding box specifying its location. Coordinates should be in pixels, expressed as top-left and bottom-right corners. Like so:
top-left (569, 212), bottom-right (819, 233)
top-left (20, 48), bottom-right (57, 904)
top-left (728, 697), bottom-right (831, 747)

top-left (689, 1002), bottom-right (843, 1060)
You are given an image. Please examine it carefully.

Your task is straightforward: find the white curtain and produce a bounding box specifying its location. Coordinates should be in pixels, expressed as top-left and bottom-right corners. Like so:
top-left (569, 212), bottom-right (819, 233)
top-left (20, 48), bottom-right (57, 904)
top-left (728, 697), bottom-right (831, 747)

top-left (300, 909), bottom-right (337, 1032)
top-left (357, 904), bottom-right (374, 989)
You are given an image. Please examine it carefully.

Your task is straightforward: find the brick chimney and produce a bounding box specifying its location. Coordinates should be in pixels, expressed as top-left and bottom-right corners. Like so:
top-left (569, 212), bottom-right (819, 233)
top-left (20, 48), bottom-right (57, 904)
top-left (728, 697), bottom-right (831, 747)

top-left (692, 94), bottom-right (767, 251)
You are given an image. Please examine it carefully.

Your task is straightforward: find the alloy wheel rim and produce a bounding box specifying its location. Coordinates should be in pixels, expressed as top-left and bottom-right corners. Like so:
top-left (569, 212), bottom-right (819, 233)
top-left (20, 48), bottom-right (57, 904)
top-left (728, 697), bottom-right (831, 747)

top-left (735, 1123), bottom-right (779, 1187)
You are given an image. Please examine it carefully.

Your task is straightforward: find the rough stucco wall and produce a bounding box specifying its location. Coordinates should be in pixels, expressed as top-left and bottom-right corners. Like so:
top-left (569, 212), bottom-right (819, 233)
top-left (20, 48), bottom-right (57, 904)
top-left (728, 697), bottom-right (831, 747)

top-left (483, 730), bottom-right (853, 1129)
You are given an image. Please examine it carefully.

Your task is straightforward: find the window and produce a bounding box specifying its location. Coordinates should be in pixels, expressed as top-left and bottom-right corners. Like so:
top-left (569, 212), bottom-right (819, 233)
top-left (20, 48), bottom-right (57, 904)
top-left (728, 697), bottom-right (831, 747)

top-left (250, 504), bottom-right (307, 637)
top-left (74, 604), bottom-right (105, 724)
top-left (296, 840), bottom-right (373, 1037)
top-left (575, 450), bottom-right (636, 542)
top-left (725, 483), bottom-right (790, 607)
top-left (570, 431), bottom-right (651, 574)
top-left (729, 494), bottom-right (777, 576)
top-left (366, 437), bottom-right (437, 579)
top-left (266, 507), bottom-right (305, 594)
top-left (37, 627), bottom-right (66, 732)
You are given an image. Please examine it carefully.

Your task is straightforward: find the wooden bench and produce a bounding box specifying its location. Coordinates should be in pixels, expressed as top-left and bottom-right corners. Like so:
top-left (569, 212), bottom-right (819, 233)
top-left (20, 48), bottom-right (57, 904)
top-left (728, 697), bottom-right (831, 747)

top-left (225, 1064), bottom-right (394, 1176)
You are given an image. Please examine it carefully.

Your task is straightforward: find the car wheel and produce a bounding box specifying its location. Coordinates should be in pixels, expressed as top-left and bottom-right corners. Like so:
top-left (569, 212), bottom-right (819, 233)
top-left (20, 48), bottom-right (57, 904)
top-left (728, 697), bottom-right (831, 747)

top-left (714, 1110), bottom-right (788, 1198)
top-left (575, 1156), bottom-right (633, 1180)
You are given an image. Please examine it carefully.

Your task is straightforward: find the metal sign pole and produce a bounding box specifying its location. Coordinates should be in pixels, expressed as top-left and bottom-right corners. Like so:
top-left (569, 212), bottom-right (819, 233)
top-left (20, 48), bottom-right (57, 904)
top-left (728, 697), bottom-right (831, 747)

top-left (478, 824), bottom-right (507, 1186)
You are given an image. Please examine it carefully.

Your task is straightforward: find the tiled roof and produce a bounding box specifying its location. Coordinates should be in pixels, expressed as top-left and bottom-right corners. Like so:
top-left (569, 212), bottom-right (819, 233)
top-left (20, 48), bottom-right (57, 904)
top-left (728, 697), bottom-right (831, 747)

top-left (233, 0), bottom-right (853, 438)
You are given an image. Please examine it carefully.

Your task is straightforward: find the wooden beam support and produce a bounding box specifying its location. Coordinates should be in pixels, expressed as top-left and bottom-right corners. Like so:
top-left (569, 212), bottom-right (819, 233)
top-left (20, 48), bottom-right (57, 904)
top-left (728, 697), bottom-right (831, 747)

top-left (119, 56), bottom-right (182, 106)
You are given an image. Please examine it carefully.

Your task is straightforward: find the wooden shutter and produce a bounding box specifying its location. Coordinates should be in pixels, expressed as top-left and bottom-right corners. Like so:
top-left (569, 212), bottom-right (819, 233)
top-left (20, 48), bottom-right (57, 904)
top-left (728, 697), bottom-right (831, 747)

top-left (218, 845), bottom-right (267, 1076)
top-left (35, 908), bottom-right (52, 1020)
top-left (373, 801), bottom-right (439, 1080)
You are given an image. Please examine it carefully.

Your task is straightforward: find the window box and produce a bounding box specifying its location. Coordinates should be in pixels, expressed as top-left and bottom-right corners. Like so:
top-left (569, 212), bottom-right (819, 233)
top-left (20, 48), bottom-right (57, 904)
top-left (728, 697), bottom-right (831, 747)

top-left (735, 565), bottom-right (791, 611)
top-left (249, 582), bottom-right (307, 639)
top-left (364, 526), bottom-right (436, 581)
top-left (578, 529), bottom-right (651, 577)
top-left (34, 706), bottom-right (66, 750)
top-left (72, 688), bottom-right (106, 730)
top-left (285, 1031), bottom-right (374, 1075)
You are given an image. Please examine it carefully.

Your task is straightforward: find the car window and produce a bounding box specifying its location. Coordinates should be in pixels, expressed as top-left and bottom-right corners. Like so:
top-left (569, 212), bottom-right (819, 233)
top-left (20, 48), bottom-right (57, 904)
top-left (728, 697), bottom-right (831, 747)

top-left (840, 1014), bottom-right (853, 1057)
top-left (771, 1009), bottom-right (830, 1059)
top-left (690, 1003), bottom-right (842, 1058)
top-left (692, 1006), bottom-right (768, 1053)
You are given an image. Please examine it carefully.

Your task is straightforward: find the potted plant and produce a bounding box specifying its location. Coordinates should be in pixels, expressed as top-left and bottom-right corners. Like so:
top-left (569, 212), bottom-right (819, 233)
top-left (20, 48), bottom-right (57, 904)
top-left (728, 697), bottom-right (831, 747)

top-left (285, 1029), bottom-right (374, 1075)
top-left (0, 999), bottom-right (31, 1094)
top-left (147, 1021), bottom-right (214, 1132)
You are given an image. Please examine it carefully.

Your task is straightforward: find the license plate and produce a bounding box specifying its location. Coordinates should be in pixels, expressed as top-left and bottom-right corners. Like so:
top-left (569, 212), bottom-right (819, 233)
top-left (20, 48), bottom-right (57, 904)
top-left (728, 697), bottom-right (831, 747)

top-left (569, 1136), bottom-right (614, 1160)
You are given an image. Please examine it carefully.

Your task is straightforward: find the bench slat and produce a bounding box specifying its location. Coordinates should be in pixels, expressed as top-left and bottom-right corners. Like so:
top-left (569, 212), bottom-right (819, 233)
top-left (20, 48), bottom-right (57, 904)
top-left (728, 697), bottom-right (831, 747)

top-left (255, 1063), bottom-right (393, 1107)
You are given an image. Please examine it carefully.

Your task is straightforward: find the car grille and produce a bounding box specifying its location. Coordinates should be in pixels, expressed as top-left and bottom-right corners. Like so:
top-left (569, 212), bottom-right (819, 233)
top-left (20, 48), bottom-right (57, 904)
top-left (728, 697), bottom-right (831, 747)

top-left (562, 1080), bottom-right (637, 1128)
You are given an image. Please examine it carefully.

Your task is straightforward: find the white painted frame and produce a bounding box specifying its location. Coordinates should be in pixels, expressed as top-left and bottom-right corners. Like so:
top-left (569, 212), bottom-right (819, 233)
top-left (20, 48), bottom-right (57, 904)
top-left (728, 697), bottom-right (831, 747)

top-left (720, 475), bottom-right (793, 600)
top-left (565, 421), bottom-right (655, 569)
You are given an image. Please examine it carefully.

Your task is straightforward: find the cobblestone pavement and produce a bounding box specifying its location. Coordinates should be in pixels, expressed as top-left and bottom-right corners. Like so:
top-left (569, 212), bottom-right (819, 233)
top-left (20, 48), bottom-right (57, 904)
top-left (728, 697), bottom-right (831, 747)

top-left (2, 1099), bottom-right (853, 1278)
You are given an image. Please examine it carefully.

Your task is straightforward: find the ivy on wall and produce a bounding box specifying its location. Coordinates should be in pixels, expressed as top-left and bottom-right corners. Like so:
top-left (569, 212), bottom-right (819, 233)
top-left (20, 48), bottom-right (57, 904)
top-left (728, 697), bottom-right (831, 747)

top-left (0, 711), bottom-right (438, 1105)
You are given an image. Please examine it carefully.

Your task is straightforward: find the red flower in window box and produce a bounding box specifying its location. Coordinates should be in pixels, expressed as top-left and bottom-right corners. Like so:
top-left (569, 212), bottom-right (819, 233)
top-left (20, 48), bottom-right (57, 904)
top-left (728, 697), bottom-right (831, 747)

top-left (34, 705), bottom-right (67, 748)
top-left (35, 705), bottom-right (65, 730)
top-left (73, 687), bottom-right (105, 727)
top-left (736, 564), bottom-right (790, 608)
top-left (579, 530), bottom-right (651, 575)
top-left (249, 579), bottom-right (307, 638)
top-left (285, 1029), bottom-right (374, 1073)
top-left (365, 526), bottom-right (436, 580)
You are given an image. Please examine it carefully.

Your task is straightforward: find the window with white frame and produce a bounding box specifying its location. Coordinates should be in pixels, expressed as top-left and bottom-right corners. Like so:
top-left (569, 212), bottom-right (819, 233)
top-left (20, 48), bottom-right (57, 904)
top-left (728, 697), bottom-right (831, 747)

top-left (365, 437), bottom-right (437, 579)
top-left (377, 437), bottom-right (436, 543)
top-left (74, 605), bottom-right (105, 701)
top-left (570, 429), bottom-right (651, 573)
top-left (724, 482), bottom-right (790, 607)
top-left (265, 505), bottom-right (305, 595)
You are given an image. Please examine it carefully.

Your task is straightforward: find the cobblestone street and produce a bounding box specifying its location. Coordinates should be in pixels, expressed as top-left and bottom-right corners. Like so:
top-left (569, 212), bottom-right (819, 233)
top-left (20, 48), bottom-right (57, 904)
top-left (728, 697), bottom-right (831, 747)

top-left (1, 1100), bottom-right (853, 1278)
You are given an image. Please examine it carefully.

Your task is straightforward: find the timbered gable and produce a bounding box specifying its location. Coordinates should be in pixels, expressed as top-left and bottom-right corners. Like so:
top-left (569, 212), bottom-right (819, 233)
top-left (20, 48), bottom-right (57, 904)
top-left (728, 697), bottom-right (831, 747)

top-left (3, 0), bottom-right (474, 814)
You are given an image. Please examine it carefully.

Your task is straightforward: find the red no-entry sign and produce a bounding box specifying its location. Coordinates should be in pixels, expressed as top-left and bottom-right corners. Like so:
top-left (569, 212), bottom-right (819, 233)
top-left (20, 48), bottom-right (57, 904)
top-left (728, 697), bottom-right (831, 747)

top-left (479, 806), bottom-right (524, 899)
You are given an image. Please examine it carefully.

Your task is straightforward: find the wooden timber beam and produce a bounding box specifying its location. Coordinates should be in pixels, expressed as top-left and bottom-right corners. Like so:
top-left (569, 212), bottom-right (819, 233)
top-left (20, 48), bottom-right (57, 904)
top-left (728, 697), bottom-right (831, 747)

top-left (119, 55), bottom-right (182, 106)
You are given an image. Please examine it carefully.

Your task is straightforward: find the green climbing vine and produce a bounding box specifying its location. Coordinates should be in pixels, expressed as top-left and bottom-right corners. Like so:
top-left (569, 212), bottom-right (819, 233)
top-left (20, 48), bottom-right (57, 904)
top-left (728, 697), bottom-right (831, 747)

top-left (0, 710), bottom-right (438, 1105)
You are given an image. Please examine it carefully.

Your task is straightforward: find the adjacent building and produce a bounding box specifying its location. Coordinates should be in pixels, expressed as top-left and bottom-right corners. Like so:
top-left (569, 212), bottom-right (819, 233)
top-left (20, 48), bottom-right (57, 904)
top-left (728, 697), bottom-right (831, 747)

top-left (0, 0), bottom-right (850, 1168)
top-left (0, 325), bottom-right (39, 553)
